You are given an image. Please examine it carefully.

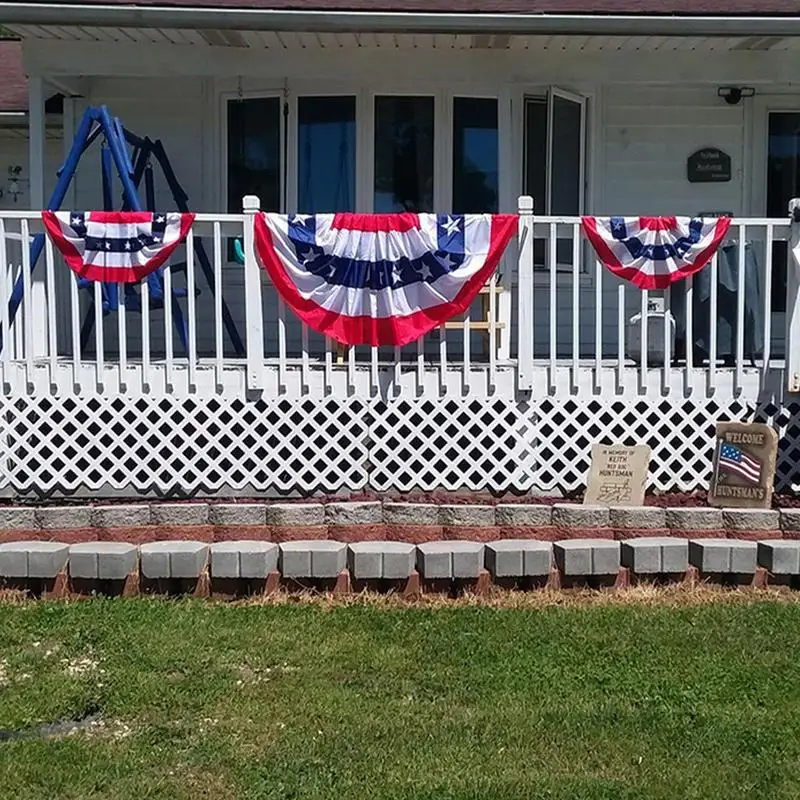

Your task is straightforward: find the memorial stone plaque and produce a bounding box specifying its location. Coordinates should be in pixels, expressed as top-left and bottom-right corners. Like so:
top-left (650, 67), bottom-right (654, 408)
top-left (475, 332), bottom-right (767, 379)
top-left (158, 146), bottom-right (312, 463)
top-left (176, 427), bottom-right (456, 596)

top-left (584, 444), bottom-right (651, 507)
top-left (709, 422), bottom-right (778, 509)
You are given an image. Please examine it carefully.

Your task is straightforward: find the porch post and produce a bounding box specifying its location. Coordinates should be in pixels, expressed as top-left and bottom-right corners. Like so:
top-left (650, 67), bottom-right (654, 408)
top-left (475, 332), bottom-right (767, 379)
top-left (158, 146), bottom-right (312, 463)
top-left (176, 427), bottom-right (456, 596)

top-left (786, 199), bottom-right (800, 393)
top-left (242, 194), bottom-right (264, 392)
top-left (517, 195), bottom-right (535, 391)
top-left (27, 75), bottom-right (48, 358)
top-left (55, 95), bottom-right (77, 352)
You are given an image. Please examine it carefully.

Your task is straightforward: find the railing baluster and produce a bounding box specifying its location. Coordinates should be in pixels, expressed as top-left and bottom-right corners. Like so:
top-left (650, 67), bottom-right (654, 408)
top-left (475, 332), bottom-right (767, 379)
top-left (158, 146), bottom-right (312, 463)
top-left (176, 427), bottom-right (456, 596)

top-left (0, 220), bottom-right (11, 388)
top-left (685, 275), bottom-right (694, 392)
top-left (44, 233), bottom-right (58, 390)
top-left (370, 344), bottom-right (378, 396)
top-left (93, 279), bottom-right (104, 391)
top-left (416, 335), bottom-right (424, 393)
top-left (548, 221), bottom-right (557, 392)
top-left (639, 288), bottom-right (648, 393)
top-left (301, 323), bottom-right (309, 394)
top-left (394, 345), bottom-right (401, 396)
top-left (488, 273), bottom-right (497, 390)
top-left (347, 342), bottom-right (355, 394)
top-left (571, 224), bottom-right (580, 393)
top-left (117, 282), bottom-right (126, 391)
top-left (735, 222), bottom-right (746, 392)
top-left (213, 221), bottom-right (223, 389)
top-left (21, 220), bottom-right (33, 389)
top-left (439, 323), bottom-right (447, 394)
top-left (186, 230), bottom-right (197, 390)
top-left (69, 266), bottom-right (80, 391)
top-left (277, 297), bottom-right (287, 392)
top-left (463, 300), bottom-right (471, 393)
top-left (163, 263), bottom-right (173, 389)
top-left (617, 282), bottom-right (625, 391)
top-left (140, 278), bottom-right (150, 391)
top-left (594, 257), bottom-right (602, 391)
top-left (762, 224), bottom-right (773, 385)
top-left (324, 336), bottom-right (333, 394)
top-left (662, 288), bottom-right (671, 394)
top-left (709, 251), bottom-right (718, 391)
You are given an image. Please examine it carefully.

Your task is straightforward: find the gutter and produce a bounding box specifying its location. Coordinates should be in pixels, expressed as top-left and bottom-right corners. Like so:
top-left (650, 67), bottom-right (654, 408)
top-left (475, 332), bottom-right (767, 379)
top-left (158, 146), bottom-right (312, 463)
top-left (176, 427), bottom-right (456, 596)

top-left (2, 2), bottom-right (800, 37)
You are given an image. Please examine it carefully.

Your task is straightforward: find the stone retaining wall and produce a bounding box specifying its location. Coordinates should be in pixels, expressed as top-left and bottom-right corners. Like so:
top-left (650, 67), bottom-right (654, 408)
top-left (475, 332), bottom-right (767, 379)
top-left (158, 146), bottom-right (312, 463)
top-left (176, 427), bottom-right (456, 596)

top-left (0, 502), bottom-right (794, 544)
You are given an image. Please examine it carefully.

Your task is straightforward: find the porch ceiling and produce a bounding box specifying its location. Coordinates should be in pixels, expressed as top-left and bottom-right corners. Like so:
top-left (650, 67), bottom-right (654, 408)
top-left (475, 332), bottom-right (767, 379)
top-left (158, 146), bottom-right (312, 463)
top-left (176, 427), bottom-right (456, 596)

top-left (5, 26), bottom-right (800, 51)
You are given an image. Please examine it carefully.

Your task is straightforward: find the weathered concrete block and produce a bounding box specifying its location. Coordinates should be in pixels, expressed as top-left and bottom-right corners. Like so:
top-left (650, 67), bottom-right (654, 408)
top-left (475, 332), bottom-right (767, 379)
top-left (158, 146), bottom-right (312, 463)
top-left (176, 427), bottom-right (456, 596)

top-left (0, 542), bottom-right (28, 577)
top-left (665, 508), bottom-right (723, 531)
top-left (495, 505), bottom-right (552, 527)
top-left (0, 507), bottom-right (37, 530)
top-left (439, 505), bottom-right (495, 527)
top-left (279, 540), bottom-right (346, 578)
top-left (779, 509), bottom-right (800, 533)
top-left (267, 503), bottom-right (325, 527)
top-left (758, 541), bottom-right (800, 575)
top-left (485, 540), bottom-right (552, 578)
top-left (0, 542), bottom-right (69, 578)
top-left (91, 505), bottom-right (151, 529)
top-left (417, 541), bottom-right (485, 579)
top-left (347, 541), bottom-right (415, 580)
top-left (208, 504), bottom-right (267, 527)
top-left (383, 503), bottom-right (439, 526)
top-left (210, 541), bottom-right (278, 579)
top-left (620, 537), bottom-right (688, 574)
top-left (552, 504), bottom-right (609, 529)
top-left (609, 506), bottom-right (666, 530)
top-left (326, 502), bottom-right (382, 526)
top-left (722, 509), bottom-right (780, 532)
top-left (689, 539), bottom-right (757, 573)
top-left (151, 503), bottom-right (208, 526)
top-left (140, 541), bottom-right (208, 579)
top-left (69, 542), bottom-right (138, 580)
top-left (553, 539), bottom-right (619, 575)
top-left (36, 506), bottom-right (91, 530)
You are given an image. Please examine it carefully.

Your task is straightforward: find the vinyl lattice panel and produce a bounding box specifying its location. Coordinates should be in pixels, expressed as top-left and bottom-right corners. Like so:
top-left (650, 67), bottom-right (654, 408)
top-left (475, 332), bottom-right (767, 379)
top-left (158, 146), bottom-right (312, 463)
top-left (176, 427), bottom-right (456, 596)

top-left (1, 392), bottom-right (799, 497)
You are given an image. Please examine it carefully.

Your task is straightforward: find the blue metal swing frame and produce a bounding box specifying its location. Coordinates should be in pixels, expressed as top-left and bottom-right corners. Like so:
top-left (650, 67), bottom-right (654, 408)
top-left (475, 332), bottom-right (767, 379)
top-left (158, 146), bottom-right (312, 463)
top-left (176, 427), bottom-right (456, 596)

top-left (2, 105), bottom-right (244, 357)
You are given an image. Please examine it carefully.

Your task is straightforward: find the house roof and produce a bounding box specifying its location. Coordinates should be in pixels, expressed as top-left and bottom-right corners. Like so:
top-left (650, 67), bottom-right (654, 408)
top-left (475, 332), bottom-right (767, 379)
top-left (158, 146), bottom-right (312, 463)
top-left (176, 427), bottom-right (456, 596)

top-left (10, 0), bottom-right (800, 12)
top-left (0, 40), bottom-right (28, 113)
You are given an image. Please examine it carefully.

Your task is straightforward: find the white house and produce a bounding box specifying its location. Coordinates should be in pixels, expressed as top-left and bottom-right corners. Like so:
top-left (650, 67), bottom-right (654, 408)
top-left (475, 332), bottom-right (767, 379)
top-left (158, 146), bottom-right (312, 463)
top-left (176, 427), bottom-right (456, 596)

top-left (1, 0), bottom-right (800, 499)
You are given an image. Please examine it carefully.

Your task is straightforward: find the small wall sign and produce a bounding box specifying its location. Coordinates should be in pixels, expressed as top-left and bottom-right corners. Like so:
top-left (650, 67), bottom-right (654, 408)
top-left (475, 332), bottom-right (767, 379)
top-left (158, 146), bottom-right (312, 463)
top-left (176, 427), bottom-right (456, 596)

top-left (687, 148), bottom-right (732, 183)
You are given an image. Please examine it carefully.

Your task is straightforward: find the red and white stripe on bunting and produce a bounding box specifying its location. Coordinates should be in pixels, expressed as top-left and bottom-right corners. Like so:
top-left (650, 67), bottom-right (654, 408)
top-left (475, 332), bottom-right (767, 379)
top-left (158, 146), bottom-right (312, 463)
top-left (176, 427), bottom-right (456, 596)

top-left (254, 212), bottom-right (518, 347)
top-left (42, 211), bottom-right (195, 283)
top-left (581, 216), bottom-right (731, 290)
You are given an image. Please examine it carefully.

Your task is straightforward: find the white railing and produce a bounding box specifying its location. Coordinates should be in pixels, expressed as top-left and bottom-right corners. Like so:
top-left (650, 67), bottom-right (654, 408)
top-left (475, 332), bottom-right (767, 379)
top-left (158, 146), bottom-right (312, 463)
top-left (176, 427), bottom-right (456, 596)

top-left (0, 197), bottom-right (797, 398)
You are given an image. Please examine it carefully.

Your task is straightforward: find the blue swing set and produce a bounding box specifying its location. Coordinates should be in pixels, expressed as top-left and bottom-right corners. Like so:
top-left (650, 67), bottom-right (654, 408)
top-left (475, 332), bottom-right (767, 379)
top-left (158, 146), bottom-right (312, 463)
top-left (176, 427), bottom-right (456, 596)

top-left (3, 105), bottom-right (244, 356)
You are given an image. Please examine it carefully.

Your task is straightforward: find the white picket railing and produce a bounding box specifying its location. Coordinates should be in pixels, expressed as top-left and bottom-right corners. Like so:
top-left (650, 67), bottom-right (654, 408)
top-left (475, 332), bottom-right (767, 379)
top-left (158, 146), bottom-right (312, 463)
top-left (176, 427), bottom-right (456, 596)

top-left (0, 197), bottom-right (796, 399)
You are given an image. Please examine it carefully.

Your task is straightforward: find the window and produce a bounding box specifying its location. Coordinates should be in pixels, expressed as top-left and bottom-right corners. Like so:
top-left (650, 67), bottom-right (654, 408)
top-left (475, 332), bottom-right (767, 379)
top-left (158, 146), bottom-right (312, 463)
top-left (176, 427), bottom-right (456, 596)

top-left (298, 96), bottom-right (356, 212)
top-left (767, 112), bottom-right (800, 313)
top-left (227, 97), bottom-right (282, 213)
top-left (453, 97), bottom-right (499, 213)
top-left (374, 96), bottom-right (435, 212)
top-left (524, 90), bottom-right (586, 270)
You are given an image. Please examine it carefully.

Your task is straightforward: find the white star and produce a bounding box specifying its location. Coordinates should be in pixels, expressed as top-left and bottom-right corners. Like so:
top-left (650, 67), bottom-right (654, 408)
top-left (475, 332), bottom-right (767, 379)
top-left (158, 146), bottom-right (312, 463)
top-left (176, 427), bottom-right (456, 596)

top-left (152, 236), bottom-right (161, 243)
top-left (124, 241), bottom-right (131, 250)
top-left (155, 215), bottom-right (165, 223)
top-left (105, 241), bottom-right (111, 250)
top-left (440, 253), bottom-right (459, 269)
top-left (391, 269), bottom-right (403, 287)
top-left (293, 214), bottom-right (312, 225)
top-left (300, 248), bottom-right (319, 265)
top-left (416, 263), bottom-right (433, 281)
top-left (71, 215), bottom-right (82, 226)
top-left (442, 215), bottom-right (461, 236)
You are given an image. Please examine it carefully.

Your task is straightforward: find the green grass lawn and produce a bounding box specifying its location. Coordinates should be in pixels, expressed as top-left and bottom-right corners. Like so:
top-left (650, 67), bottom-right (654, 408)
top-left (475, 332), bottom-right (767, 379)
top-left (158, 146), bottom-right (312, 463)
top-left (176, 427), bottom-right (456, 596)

top-left (1, 595), bottom-right (800, 799)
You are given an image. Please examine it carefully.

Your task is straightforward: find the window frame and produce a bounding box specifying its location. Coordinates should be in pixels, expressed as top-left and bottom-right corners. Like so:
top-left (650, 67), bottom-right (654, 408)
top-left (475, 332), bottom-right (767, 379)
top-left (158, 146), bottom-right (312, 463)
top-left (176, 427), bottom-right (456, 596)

top-left (516, 84), bottom-right (593, 283)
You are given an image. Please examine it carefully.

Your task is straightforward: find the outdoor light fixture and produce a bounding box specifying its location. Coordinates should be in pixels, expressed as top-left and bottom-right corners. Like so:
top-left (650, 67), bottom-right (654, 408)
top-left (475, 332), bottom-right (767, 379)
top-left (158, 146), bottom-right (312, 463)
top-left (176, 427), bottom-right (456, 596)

top-left (717, 86), bottom-right (755, 105)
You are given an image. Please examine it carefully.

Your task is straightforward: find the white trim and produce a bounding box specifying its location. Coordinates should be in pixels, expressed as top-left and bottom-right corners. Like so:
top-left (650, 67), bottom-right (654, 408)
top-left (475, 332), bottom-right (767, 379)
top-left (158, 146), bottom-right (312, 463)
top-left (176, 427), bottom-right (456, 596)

top-left (7, 4), bottom-right (800, 37)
